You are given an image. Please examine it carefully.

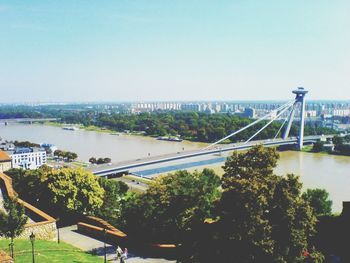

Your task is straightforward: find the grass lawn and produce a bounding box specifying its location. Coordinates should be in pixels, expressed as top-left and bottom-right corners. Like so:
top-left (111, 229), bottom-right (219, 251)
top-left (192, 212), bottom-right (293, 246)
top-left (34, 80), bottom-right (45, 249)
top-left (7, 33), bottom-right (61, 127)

top-left (123, 174), bottom-right (153, 185)
top-left (0, 239), bottom-right (103, 263)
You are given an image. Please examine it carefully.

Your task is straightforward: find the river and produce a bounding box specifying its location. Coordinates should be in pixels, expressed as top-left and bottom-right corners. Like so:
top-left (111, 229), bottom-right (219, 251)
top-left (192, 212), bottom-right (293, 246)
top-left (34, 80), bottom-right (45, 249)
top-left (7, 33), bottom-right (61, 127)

top-left (0, 123), bottom-right (349, 212)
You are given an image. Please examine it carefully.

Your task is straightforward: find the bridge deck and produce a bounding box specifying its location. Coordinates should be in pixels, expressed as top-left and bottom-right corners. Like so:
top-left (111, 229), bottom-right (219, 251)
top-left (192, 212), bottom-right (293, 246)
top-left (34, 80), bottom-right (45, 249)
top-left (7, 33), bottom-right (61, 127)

top-left (91, 135), bottom-right (331, 176)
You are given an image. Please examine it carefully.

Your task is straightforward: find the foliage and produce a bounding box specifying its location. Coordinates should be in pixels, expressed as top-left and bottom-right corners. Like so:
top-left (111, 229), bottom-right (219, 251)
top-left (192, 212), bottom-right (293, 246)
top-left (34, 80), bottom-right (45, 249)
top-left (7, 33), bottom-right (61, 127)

top-left (89, 157), bottom-right (112, 164)
top-left (332, 136), bottom-right (350, 155)
top-left (302, 189), bottom-right (333, 216)
top-left (332, 136), bottom-right (344, 146)
top-left (186, 145), bottom-right (323, 263)
top-left (96, 178), bottom-right (128, 224)
top-left (312, 141), bottom-right (325, 152)
top-left (0, 105), bottom-right (336, 143)
top-left (0, 197), bottom-right (28, 241)
top-left (53, 150), bottom-right (78, 161)
top-left (89, 157), bottom-right (97, 164)
top-left (6, 167), bottom-right (104, 216)
top-left (121, 169), bottom-right (221, 243)
top-left (46, 168), bottom-right (104, 214)
top-left (5, 166), bottom-right (51, 206)
top-left (13, 140), bottom-right (40, 148)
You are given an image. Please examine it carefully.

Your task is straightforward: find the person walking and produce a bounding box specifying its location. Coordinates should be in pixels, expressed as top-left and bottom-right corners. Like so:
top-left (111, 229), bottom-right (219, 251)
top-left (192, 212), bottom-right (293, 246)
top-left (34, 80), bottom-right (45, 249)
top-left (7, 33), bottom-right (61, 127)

top-left (119, 247), bottom-right (128, 263)
top-left (123, 248), bottom-right (128, 259)
top-left (116, 246), bottom-right (123, 262)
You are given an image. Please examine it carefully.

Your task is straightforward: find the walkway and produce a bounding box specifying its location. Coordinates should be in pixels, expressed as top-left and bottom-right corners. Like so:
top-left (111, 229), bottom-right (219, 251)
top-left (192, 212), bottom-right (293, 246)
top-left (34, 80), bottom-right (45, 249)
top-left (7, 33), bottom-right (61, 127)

top-left (59, 225), bottom-right (175, 263)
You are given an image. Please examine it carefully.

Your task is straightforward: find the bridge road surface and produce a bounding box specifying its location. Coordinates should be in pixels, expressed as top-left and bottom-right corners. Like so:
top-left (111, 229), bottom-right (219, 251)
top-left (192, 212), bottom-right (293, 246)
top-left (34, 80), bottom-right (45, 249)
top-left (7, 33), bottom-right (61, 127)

top-left (90, 135), bottom-right (331, 177)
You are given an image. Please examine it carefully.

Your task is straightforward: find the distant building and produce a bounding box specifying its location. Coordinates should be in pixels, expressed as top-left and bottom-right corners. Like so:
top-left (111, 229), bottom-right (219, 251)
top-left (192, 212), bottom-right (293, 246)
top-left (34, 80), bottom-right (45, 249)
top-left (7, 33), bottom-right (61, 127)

top-left (244, 108), bottom-right (256, 118)
top-left (40, 143), bottom-right (58, 155)
top-left (0, 150), bottom-right (12, 172)
top-left (306, 110), bottom-right (317, 117)
top-left (0, 142), bottom-right (15, 151)
top-left (332, 109), bottom-right (350, 117)
top-left (181, 103), bottom-right (200, 111)
top-left (6, 147), bottom-right (47, 170)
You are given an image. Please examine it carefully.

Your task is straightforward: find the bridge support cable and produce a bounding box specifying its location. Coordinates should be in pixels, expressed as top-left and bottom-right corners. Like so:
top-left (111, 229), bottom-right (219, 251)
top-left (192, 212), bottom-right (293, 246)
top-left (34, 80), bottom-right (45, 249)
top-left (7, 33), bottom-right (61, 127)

top-left (203, 100), bottom-right (295, 150)
top-left (282, 102), bottom-right (297, 139)
top-left (274, 116), bottom-right (288, 139)
top-left (244, 102), bottom-right (294, 144)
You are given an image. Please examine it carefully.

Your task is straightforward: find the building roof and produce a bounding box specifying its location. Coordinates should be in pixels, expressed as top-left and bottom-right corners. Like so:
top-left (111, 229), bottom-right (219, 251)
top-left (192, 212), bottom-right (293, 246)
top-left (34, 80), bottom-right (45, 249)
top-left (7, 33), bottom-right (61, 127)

top-left (0, 150), bottom-right (11, 161)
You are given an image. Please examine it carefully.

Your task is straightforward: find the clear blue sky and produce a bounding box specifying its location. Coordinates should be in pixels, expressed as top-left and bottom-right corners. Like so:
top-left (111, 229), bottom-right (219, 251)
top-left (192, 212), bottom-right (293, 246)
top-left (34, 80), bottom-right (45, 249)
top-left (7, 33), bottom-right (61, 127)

top-left (0, 0), bottom-right (349, 102)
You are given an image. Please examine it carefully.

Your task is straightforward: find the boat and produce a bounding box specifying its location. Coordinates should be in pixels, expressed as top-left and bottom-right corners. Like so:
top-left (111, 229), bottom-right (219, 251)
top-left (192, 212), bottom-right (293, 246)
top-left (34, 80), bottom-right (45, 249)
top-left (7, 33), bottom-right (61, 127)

top-left (156, 136), bottom-right (183, 142)
top-left (110, 132), bottom-right (120, 136)
top-left (62, 126), bottom-right (79, 131)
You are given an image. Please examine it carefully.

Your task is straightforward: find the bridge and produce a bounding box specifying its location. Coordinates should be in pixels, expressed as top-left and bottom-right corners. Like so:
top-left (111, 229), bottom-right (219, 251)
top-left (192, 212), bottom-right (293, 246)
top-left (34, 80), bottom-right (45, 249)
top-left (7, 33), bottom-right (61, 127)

top-left (91, 135), bottom-right (330, 177)
top-left (0, 118), bottom-right (59, 124)
top-left (91, 88), bottom-right (331, 177)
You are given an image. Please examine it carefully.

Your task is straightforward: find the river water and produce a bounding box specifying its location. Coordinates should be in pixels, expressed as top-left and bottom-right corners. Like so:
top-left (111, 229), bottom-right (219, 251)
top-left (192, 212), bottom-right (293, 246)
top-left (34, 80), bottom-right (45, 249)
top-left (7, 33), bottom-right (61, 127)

top-left (0, 123), bottom-right (349, 212)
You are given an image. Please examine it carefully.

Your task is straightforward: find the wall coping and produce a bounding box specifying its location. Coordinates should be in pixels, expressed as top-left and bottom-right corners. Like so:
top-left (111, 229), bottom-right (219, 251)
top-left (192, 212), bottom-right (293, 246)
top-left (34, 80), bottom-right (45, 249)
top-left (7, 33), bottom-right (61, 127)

top-left (0, 172), bottom-right (56, 227)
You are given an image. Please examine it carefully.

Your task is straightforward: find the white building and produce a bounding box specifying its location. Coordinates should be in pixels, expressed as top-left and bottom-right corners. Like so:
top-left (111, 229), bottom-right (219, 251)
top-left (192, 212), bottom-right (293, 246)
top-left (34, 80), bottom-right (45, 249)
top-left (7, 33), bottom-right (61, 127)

top-left (7, 147), bottom-right (47, 170)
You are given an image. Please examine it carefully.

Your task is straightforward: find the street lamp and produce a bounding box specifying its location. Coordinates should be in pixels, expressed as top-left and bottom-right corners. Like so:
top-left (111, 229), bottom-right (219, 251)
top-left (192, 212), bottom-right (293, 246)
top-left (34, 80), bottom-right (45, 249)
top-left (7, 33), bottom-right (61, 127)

top-left (29, 232), bottom-right (35, 263)
top-left (8, 240), bottom-right (14, 259)
top-left (102, 228), bottom-right (107, 263)
top-left (56, 217), bottom-right (60, 244)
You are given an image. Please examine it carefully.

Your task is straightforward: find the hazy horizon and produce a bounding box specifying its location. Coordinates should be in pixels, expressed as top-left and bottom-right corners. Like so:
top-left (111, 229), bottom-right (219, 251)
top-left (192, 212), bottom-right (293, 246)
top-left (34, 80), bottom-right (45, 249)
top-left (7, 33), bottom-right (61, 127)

top-left (1, 1), bottom-right (349, 102)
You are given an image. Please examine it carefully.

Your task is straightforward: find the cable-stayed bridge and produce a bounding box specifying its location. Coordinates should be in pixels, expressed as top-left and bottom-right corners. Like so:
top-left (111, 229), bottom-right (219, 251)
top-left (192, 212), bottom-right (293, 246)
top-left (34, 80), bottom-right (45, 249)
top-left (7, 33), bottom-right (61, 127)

top-left (91, 88), bottom-right (333, 177)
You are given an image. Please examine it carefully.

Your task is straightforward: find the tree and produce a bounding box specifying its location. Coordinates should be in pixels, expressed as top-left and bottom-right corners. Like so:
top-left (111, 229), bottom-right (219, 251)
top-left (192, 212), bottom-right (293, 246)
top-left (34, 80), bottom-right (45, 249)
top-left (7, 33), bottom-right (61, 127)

top-left (89, 157), bottom-right (97, 164)
top-left (312, 141), bottom-right (325, 152)
top-left (332, 136), bottom-right (344, 146)
top-left (53, 149), bottom-right (63, 158)
top-left (210, 145), bottom-right (323, 263)
top-left (97, 158), bottom-right (105, 164)
top-left (46, 168), bottom-right (105, 214)
top-left (302, 189), bottom-right (333, 216)
top-left (121, 169), bottom-right (221, 244)
top-left (5, 167), bottom-right (51, 207)
top-left (65, 152), bottom-right (78, 161)
top-left (0, 197), bottom-right (28, 257)
top-left (103, 157), bottom-right (111, 164)
top-left (96, 178), bottom-right (128, 224)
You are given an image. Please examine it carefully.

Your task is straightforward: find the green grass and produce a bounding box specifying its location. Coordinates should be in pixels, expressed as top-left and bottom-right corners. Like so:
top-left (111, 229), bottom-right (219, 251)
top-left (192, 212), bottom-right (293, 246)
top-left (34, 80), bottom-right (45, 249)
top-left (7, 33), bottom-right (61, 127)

top-left (0, 239), bottom-right (103, 263)
top-left (300, 145), bottom-right (314, 152)
top-left (301, 145), bottom-right (331, 155)
top-left (123, 174), bottom-right (153, 185)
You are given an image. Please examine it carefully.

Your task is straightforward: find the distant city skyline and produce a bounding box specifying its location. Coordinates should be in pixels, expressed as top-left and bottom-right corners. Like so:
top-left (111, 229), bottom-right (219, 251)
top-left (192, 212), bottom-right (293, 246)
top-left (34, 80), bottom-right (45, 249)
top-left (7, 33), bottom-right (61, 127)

top-left (1, 0), bottom-right (349, 102)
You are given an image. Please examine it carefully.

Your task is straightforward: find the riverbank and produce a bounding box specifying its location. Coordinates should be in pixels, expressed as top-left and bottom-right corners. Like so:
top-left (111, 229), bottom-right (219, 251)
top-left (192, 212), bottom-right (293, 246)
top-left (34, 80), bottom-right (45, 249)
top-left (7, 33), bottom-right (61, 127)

top-left (43, 121), bottom-right (209, 146)
top-left (300, 144), bottom-right (350, 157)
top-left (44, 122), bottom-right (120, 134)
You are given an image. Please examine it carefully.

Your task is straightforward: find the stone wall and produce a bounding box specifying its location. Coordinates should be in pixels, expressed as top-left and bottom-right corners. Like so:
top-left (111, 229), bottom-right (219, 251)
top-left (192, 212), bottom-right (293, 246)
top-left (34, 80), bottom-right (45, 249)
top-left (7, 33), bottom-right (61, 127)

top-left (0, 162), bottom-right (11, 173)
top-left (19, 222), bottom-right (57, 241)
top-left (0, 250), bottom-right (13, 263)
top-left (0, 172), bottom-right (57, 241)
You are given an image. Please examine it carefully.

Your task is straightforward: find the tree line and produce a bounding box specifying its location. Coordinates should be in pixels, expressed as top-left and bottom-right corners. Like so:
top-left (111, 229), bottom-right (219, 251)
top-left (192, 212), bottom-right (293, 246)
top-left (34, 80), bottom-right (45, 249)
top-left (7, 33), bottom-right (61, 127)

top-left (4, 146), bottom-right (335, 262)
top-left (53, 149), bottom-right (78, 161)
top-left (312, 135), bottom-right (350, 155)
top-left (0, 106), bottom-right (337, 143)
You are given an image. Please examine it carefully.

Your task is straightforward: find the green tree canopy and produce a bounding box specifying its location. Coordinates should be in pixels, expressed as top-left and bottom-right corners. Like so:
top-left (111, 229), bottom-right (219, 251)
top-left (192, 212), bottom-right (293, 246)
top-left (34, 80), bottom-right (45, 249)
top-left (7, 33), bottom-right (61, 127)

top-left (96, 178), bottom-right (128, 224)
top-left (0, 197), bottom-right (28, 241)
top-left (302, 189), bottom-right (333, 216)
top-left (312, 141), bottom-right (325, 152)
top-left (121, 169), bottom-right (221, 244)
top-left (209, 145), bottom-right (323, 263)
top-left (47, 168), bottom-right (104, 214)
top-left (6, 166), bottom-right (104, 217)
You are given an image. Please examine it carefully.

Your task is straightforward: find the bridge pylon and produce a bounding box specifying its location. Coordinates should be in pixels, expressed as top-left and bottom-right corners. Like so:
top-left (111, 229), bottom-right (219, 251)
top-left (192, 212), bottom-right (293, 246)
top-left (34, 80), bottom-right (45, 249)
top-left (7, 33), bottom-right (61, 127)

top-left (282, 87), bottom-right (308, 150)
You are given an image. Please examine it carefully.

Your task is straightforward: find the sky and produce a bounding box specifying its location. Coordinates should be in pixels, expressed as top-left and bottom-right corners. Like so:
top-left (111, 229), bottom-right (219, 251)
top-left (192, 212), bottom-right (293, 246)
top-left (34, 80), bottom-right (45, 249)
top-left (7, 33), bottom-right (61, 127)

top-left (0, 0), bottom-right (349, 102)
